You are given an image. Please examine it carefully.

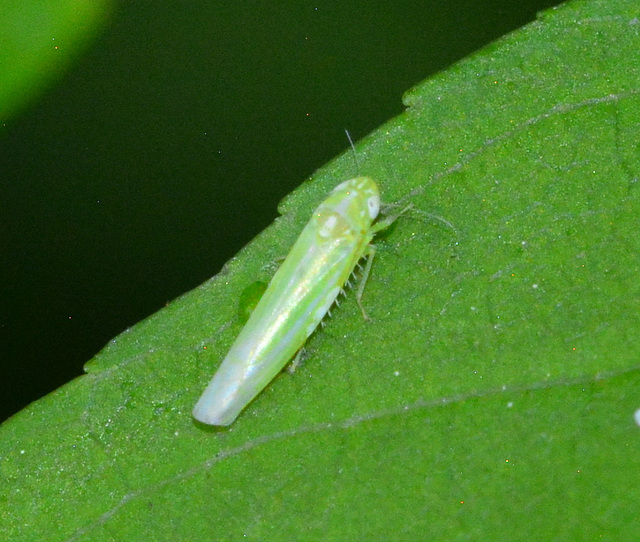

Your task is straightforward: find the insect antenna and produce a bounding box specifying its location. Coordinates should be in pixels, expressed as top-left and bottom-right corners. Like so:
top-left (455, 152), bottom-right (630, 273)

top-left (344, 129), bottom-right (361, 174)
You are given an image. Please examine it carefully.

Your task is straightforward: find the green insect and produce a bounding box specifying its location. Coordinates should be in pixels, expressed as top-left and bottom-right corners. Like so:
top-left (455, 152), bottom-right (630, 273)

top-left (193, 176), bottom-right (400, 426)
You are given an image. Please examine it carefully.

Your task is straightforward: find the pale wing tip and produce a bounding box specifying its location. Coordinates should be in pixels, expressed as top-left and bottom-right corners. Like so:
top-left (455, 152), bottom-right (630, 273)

top-left (192, 399), bottom-right (237, 426)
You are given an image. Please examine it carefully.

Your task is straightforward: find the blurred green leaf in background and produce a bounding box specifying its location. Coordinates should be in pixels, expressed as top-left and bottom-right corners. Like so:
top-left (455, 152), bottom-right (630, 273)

top-left (1, 0), bottom-right (640, 539)
top-left (0, 0), bottom-right (114, 121)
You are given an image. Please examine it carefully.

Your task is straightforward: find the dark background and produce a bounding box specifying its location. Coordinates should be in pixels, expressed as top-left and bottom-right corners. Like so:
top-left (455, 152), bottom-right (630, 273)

top-left (0, 1), bottom-right (560, 423)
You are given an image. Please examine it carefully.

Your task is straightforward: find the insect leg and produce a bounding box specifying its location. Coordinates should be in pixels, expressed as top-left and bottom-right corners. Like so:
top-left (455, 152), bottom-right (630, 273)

top-left (356, 244), bottom-right (376, 321)
top-left (287, 347), bottom-right (307, 374)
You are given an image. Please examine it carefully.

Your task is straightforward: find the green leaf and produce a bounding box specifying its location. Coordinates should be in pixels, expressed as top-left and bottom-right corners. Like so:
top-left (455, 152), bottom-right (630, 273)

top-left (0, 0), bottom-right (114, 121)
top-left (2, 0), bottom-right (640, 539)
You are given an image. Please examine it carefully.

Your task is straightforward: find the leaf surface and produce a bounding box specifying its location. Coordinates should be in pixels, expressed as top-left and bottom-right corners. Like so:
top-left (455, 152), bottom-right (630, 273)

top-left (2, 0), bottom-right (639, 539)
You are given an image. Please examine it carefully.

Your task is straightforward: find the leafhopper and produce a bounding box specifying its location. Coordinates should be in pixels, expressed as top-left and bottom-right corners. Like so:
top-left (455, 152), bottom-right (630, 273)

top-left (193, 176), bottom-right (399, 426)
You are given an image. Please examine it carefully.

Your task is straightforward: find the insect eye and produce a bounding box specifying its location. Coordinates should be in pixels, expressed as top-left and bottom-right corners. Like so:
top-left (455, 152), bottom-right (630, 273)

top-left (367, 195), bottom-right (380, 219)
